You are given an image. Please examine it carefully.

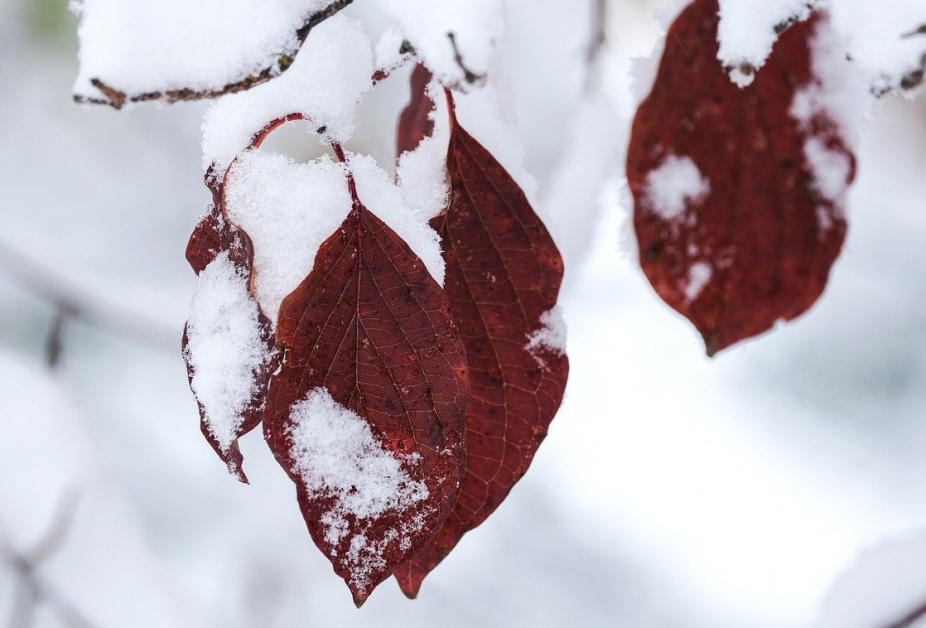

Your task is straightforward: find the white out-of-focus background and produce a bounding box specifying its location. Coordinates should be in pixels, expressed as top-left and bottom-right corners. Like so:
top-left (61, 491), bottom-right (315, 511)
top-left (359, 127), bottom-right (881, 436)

top-left (2, 0), bottom-right (926, 626)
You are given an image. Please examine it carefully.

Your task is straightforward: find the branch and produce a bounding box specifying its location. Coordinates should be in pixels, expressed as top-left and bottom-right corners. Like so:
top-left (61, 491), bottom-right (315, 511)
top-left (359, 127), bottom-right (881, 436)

top-left (880, 599), bottom-right (926, 628)
top-left (73, 0), bottom-right (353, 109)
top-left (446, 32), bottom-right (486, 85)
top-left (0, 239), bottom-right (177, 353)
top-left (2, 491), bottom-right (96, 628)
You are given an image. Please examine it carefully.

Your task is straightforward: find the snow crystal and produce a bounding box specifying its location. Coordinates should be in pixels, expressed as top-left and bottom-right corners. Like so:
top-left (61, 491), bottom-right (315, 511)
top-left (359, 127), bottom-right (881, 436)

top-left (223, 150), bottom-right (353, 320)
top-left (684, 261), bottom-right (712, 302)
top-left (201, 15), bottom-right (373, 173)
top-left (526, 307), bottom-right (568, 358)
top-left (287, 388), bottom-right (429, 590)
top-left (717, 0), bottom-right (820, 87)
top-left (377, 0), bottom-right (504, 86)
top-left (644, 154), bottom-right (710, 220)
top-left (74, 0), bottom-right (331, 99)
top-left (185, 251), bottom-right (271, 452)
top-left (347, 153), bottom-right (446, 286)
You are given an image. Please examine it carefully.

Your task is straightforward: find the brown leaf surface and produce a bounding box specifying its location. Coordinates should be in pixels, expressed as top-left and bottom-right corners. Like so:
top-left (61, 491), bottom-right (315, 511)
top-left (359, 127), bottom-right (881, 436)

top-left (395, 94), bottom-right (569, 597)
top-left (262, 170), bottom-right (469, 606)
top-left (627, 0), bottom-right (853, 355)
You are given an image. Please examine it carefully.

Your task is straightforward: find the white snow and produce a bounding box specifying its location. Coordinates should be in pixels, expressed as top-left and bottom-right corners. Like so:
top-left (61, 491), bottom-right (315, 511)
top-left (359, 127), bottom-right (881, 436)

top-left (717, 0), bottom-right (820, 87)
top-left (644, 154), bottom-right (710, 220)
top-left (377, 0), bottom-right (504, 87)
top-left (223, 150), bottom-right (353, 319)
top-left (395, 80), bottom-right (451, 220)
top-left (526, 307), bottom-right (568, 358)
top-left (374, 28), bottom-right (411, 77)
top-left (287, 388), bottom-right (429, 590)
top-left (201, 15), bottom-right (373, 173)
top-left (184, 251), bottom-right (272, 452)
top-left (224, 149), bottom-right (446, 321)
top-left (74, 0), bottom-right (332, 100)
top-left (347, 153), bottom-right (446, 285)
top-left (803, 138), bottom-right (853, 204)
top-left (684, 261), bottom-right (713, 302)
top-left (716, 0), bottom-right (926, 92)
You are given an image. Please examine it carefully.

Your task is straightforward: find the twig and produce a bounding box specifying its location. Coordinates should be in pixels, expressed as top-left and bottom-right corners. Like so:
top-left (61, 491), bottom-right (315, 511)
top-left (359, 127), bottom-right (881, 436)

top-left (0, 239), bottom-right (177, 353)
top-left (881, 599), bottom-right (926, 628)
top-left (446, 32), bottom-right (485, 85)
top-left (73, 0), bottom-right (353, 109)
top-left (2, 491), bottom-right (95, 628)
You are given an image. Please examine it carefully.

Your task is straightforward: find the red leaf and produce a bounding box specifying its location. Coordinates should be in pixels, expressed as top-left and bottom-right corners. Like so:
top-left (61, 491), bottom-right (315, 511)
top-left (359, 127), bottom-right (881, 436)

top-left (627, 0), bottom-right (853, 355)
top-left (182, 176), bottom-right (278, 483)
top-left (262, 167), bottom-right (469, 606)
top-left (395, 94), bottom-right (569, 597)
top-left (396, 63), bottom-right (436, 159)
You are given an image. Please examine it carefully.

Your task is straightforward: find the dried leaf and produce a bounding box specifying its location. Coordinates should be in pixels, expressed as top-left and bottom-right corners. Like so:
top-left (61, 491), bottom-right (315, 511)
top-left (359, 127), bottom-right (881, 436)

top-left (395, 94), bottom-right (569, 597)
top-left (263, 170), bottom-right (469, 606)
top-left (627, 0), bottom-right (853, 355)
top-left (396, 63), bottom-right (436, 159)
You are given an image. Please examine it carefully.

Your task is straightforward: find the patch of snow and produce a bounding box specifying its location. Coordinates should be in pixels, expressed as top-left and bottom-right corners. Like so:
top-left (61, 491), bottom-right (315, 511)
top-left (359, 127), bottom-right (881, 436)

top-left (347, 152), bottom-right (446, 285)
top-left (717, 0), bottom-right (821, 87)
top-left (644, 154), bottom-right (710, 221)
top-left (804, 138), bottom-right (853, 204)
top-left (223, 150), bottom-right (353, 320)
top-left (684, 261), bottom-right (713, 302)
top-left (74, 0), bottom-right (332, 99)
top-left (185, 251), bottom-right (271, 451)
top-left (527, 307), bottom-right (568, 358)
top-left (287, 388), bottom-right (429, 591)
top-left (374, 28), bottom-right (410, 76)
top-left (201, 15), bottom-right (373, 173)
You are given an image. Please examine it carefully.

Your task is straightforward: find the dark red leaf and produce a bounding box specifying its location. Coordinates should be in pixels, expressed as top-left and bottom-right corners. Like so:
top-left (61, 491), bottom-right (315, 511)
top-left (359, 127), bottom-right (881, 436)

top-left (396, 63), bottom-right (436, 160)
top-left (182, 177), bottom-right (278, 483)
top-left (394, 94), bottom-right (569, 597)
top-left (262, 169), bottom-right (469, 606)
top-left (627, 0), bottom-right (853, 355)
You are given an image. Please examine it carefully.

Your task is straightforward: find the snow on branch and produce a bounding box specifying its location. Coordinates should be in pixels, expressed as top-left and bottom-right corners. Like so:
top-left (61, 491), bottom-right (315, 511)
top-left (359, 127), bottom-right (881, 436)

top-left (73, 0), bottom-right (353, 109)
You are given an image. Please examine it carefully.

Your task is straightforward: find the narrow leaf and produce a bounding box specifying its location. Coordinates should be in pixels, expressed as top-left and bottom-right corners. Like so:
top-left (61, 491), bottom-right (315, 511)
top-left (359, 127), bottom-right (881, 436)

top-left (182, 178), bottom-right (278, 483)
top-left (627, 0), bottom-right (854, 355)
top-left (395, 95), bottom-right (569, 597)
top-left (263, 172), bottom-right (469, 606)
top-left (396, 63), bottom-right (436, 160)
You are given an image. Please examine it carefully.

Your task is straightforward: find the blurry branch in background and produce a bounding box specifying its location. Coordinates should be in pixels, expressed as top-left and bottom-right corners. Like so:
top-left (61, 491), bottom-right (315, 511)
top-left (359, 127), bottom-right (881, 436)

top-left (881, 600), bottom-right (926, 628)
top-left (1, 491), bottom-right (96, 628)
top-left (585, 0), bottom-right (608, 92)
top-left (0, 240), bottom-right (178, 360)
top-left (72, 0), bottom-right (353, 109)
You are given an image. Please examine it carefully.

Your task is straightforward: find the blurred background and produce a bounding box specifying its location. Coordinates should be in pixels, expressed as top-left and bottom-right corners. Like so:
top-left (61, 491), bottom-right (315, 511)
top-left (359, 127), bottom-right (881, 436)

top-left (2, 0), bottom-right (926, 626)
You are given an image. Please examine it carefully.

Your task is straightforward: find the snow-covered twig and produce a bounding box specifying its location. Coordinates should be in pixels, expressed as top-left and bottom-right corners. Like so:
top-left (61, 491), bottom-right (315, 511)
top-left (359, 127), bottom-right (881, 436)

top-left (74, 0), bottom-right (353, 109)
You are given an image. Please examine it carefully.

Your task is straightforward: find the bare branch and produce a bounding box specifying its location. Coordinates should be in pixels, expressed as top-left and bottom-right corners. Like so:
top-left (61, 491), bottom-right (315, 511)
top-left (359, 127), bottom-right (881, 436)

top-left (447, 32), bottom-right (486, 85)
top-left (0, 239), bottom-right (176, 353)
top-left (73, 0), bottom-right (353, 109)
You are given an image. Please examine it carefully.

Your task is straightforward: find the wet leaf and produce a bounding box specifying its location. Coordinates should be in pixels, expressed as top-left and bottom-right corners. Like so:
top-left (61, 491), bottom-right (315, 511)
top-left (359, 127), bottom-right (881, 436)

top-left (395, 94), bottom-right (569, 597)
top-left (262, 169), bottom-right (469, 606)
top-left (627, 0), bottom-right (853, 355)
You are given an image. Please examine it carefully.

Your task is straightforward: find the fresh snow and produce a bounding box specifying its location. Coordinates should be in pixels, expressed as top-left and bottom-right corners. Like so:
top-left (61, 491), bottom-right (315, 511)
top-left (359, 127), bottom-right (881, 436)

top-left (74, 0), bottom-right (332, 100)
top-left (184, 251), bottom-right (271, 452)
top-left (527, 307), bottom-right (568, 358)
top-left (644, 154), bottom-right (710, 220)
top-left (716, 0), bottom-right (926, 92)
top-left (223, 150), bottom-right (353, 320)
top-left (201, 15), bottom-right (373, 173)
top-left (684, 261), bottom-right (713, 302)
top-left (287, 388), bottom-right (429, 590)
